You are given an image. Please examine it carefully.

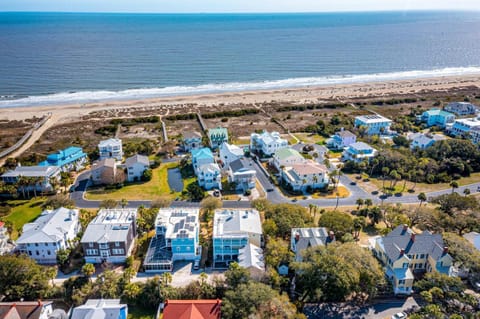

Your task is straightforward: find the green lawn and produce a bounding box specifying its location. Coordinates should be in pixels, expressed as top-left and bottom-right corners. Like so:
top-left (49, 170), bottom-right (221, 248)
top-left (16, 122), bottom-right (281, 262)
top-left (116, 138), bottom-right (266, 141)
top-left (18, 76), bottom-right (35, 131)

top-left (85, 162), bottom-right (179, 201)
top-left (294, 132), bottom-right (326, 144)
top-left (127, 306), bottom-right (156, 319)
top-left (3, 198), bottom-right (46, 240)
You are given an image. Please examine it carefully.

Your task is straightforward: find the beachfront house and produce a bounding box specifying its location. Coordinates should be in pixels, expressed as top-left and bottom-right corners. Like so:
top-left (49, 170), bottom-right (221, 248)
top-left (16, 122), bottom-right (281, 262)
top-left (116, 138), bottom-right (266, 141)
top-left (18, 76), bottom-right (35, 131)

top-left (15, 207), bottom-right (80, 264)
top-left (219, 142), bottom-right (244, 168)
top-left (0, 301), bottom-right (55, 319)
top-left (1, 165), bottom-right (61, 194)
top-left (444, 102), bottom-right (478, 116)
top-left (408, 133), bottom-right (446, 150)
top-left (213, 209), bottom-right (263, 269)
top-left (372, 224), bottom-right (454, 295)
top-left (282, 161), bottom-right (330, 192)
top-left (39, 146), bottom-right (87, 172)
top-left (144, 208), bottom-right (201, 272)
top-left (342, 142), bottom-right (377, 163)
top-left (354, 114), bottom-right (393, 135)
top-left (161, 300), bottom-right (222, 319)
top-left (91, 158), bottom-right (119, 185)
top-left (327, 129), bottom-right (357, 150)
top-left (182, 131), bottom-right (203, 152)
top-left (71, 299), bottom-right (128, 319)
top-left (227, 157), bottom-right (256, 192)
top-left (271, 147), bottom-right (305, 172)
top-left (98, 138), bottom-right (123, 161)
top-left (192, 148), bottom-right (222, 190)
top-left (420, 109), bottom-right (455, 128)
top-left (81, 208), bottom-right (137, 264)
top-left (208, 127), bottom-right (228, 150)
top-left (250, 130), bottom-right (288, 156)
top-left (125, 154), bottom-right (150, 182)
top-left (291, 227), bottom-right (335, 262)
top-left (449, 117), bottom-right (480, 137)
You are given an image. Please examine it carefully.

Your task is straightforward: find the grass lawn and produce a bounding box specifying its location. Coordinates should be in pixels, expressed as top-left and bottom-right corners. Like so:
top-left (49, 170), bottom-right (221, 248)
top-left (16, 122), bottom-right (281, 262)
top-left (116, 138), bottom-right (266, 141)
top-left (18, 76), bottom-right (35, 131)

top-left (86, 162), bottom-right (179, 201)
top-left (232, 137), bottom-right (250, 145)
top-left (326, 150), bottom-right (342, 159)
top-left (294, 133), bottom-right (326, 144)
top-left (127, 306), bottom-right (156, 319)
top-left (311, 186), bottom-right (350, 199)
top-left (3, 198), bottom-right (46, 240)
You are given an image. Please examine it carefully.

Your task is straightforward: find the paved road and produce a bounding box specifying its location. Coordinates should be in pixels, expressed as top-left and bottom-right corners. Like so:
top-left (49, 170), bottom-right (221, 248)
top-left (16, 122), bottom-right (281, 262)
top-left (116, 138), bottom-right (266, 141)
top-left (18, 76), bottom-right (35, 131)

top-left (71, 158), bottom-right (480, 209)
top-left (304, 296), bottom-right (419, 319)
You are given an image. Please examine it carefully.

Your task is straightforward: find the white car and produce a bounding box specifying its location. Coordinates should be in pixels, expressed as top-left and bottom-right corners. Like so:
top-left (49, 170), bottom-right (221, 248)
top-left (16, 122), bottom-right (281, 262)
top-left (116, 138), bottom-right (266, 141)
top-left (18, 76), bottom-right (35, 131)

top-left (193, 260), bottom-right (200, 270)
top-left (391, 312), bottom-right (407, 319)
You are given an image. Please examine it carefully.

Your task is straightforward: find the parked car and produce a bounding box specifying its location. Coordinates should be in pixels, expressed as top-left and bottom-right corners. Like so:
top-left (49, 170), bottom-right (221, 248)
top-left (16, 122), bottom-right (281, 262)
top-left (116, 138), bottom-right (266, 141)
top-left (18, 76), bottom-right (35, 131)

top-left (391, 312), bottom-right (407, 319)
top-left (193, 260), bottom-right (200, 270)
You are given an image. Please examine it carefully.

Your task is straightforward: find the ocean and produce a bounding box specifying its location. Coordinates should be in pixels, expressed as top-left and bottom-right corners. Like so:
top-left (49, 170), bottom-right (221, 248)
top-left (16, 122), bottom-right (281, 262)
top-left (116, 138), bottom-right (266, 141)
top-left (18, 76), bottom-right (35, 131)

top-left (1, 11), bottom-right (480, 107)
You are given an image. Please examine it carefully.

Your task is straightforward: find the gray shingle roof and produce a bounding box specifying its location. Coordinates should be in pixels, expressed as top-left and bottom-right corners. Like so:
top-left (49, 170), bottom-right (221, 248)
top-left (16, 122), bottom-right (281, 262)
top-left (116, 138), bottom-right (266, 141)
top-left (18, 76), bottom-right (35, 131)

top-left (81, 209), bottom-right (137, 243)
top-left (291, 227), bottom-right (334, 260)
top-left (229, 157), bottom-right (254, 173)
top-left (125, 154), bottom-right (150, 167)
top-left (1, 165), bottom-right (60, 178)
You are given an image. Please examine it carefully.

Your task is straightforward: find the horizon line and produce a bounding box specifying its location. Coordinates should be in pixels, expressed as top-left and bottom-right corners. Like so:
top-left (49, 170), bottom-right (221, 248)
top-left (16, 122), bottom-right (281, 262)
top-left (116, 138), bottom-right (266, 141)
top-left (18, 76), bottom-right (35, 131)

top-left (1, 8), bottom-right (479, 15)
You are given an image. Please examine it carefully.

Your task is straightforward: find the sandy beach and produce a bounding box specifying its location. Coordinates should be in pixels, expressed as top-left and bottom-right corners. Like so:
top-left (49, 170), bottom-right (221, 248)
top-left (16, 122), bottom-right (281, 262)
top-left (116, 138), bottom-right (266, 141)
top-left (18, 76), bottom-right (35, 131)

top-left (1, 74), bottom-right (479, 124)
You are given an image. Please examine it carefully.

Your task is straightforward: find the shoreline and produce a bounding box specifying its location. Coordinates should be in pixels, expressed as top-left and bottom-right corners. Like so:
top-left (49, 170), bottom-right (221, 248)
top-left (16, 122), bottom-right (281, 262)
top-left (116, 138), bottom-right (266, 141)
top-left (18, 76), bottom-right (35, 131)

top-left (0, 73), bottom-right (479, 123)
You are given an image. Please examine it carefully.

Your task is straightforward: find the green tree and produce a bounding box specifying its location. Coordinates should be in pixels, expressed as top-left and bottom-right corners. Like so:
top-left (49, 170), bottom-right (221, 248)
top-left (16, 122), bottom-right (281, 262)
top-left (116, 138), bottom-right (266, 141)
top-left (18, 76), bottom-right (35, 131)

top-left (225, 262), bottom-right (250, 289)
top-left (81, 263), bottom-right (96, 282)
top-left (417, 192), bottom-right (427, 208)
top-left (150, 195), bottom-right (173, 208)
top-left (185, 182), bottom-right (205, 201)
top-left (264, 204), bottom-right (313, 238)
top-left (264, 238), bottom-right (294, 269)
top-left (450, 181), bottom-right (459, 194)
top-left (100, 199), bottom-right (118, 209)
top-left (0, 255), bottom-right (54, 301)
top-left (318, 210), bottom-right (353, 240)
top-left (251, 198), bottom-right (270, 212)
top-left (56, 248), bottom-right (71, 268)
top-left (43, 194), bottom-right (75, 209)
top-left (463, 188), bottom-right (471, 196)
top-left (200, 196), bottom-right (222, 221)
top-left (353, 216), bottom-right (366, 239)
top-left (120, 198), bottom-right (128, 208)
top-left (137, 207), bottom-right (158, 233)
top-left (142, 168), bottom-right (153, 181)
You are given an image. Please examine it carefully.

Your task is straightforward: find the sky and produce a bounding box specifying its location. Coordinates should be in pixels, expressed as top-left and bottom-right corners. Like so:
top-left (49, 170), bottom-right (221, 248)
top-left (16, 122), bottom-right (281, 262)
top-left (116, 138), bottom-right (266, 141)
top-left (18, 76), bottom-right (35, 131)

top-left (1, 0), bottom-right (480, 13)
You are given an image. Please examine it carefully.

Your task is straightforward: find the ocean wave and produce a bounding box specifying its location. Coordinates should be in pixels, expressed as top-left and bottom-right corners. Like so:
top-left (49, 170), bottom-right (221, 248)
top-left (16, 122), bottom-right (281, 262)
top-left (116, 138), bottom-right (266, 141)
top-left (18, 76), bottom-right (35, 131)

top-left (1, 66), bottom-right (480, 108)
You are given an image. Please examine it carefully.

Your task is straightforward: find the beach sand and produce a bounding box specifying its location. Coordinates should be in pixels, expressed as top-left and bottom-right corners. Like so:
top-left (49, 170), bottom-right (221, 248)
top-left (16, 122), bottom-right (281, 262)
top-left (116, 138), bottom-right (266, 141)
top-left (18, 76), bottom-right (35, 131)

top-left (0, 74), bottom-right (479, 124)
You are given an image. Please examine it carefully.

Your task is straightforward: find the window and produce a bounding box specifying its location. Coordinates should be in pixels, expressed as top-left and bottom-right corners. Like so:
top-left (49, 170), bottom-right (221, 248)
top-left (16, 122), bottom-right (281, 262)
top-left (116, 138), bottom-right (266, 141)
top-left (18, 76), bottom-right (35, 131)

top-left (35, 243), bottom-right (39, 247)
top-left (398, 280), bottom-right (405, 285)
top-left (402, 263), bottom-right (409, 269)
top-left (45, 243), bottom-right (48, 246)
top-left (99, 243), bottom-right (109, 249)
top-left (28, 251), bottom-right (32, 256)
top-left (47, 251), bottom-right (51, 255)
top-left (112, 249), bottom-right (124, 255)
top-left (89, 242), bottom-right (94, 248)
top-left (36, 251), bottom-right (39, 255)
top-left (115, 242), bottom-right (120, 247)
top-left (86, 249), bottom-right (98, 256)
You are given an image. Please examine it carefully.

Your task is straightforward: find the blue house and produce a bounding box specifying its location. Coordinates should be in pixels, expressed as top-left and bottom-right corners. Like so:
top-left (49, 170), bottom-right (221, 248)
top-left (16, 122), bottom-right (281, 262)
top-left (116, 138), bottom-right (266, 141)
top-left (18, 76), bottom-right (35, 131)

top-left (39, 146), bottom-right (87, 172)
top-left (354, 114), bottom-right (393, 135)
top-left (191, 147), bottom-right (215, 172)
top-left (342, 142), bottom-right (377, 163)
top-left (420, 109), bottom-right (455, 128)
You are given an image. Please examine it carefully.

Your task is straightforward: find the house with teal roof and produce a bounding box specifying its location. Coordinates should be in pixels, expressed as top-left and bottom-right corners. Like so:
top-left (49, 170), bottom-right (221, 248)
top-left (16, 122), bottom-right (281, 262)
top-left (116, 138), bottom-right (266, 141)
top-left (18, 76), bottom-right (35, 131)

top-left (208, 127), bottom-right (228, 150)
top-left (39, 146), bottom-right (87, 172)
top-left (420, 109), bottom-right (455, 128)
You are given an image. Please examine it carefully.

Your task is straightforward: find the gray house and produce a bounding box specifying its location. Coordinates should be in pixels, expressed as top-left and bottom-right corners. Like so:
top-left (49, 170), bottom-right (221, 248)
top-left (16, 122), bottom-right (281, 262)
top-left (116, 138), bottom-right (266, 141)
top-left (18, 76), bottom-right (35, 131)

top-left (291, 227), bottom-right (335, 262)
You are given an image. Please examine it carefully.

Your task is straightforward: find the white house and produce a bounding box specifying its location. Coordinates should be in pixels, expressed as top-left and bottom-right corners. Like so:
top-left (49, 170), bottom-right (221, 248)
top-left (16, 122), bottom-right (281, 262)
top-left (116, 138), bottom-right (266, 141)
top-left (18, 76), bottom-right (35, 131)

top-left (271, 148), bottom-right (305, 172)
top-left (213, 209), bottom-right (263, 268)
top-left (219, 142), bottom-right (244, 168)
top-left (71, 299), bottom-right (128, 319)
top-left (98, 138), bottom-right (123, 161)
top-left (16, 207), bottom-right (80, 264)
top-left (250, 130), bottom-right (288, 156)
top-left (449, 117), bottom-right (480, 137)
top-left (282, 161), bottom-right (330, 192)
top-left (227, 157), bottom-right (256, 191)
top-left (444, 102), bottom-right (478, 116)
top-left (1, 165), bottom-right (61, 193)
top-left (408, 133), bottom-right (446, 150)
top-left (182, 131), bottom-right (203, 151)
top-left (125, 154), bottom-right (150, 182)
top-left (197, 163), bottom-right (222, 190)
top-left (354, 114), bottom-right (393, 135)
top-left (342, 142), bottom-right (377, 163)
top-left (327, 129), bottom-right (357, 150)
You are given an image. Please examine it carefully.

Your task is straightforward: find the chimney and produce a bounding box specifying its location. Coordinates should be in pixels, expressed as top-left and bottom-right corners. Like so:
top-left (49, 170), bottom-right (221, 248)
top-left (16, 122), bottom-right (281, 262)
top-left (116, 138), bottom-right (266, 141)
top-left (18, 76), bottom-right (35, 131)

top-left (443, 246), bottom-right (449, 255)
top-left (400, 249), bottom-right (405, 256)
top-left (295, 232), bottom-right (300, 243)
top-left (217, 299), bottom-right (221, 305)
top-left (37, 300), bottom-right (42, 306)
top-left (403, 224), bottom-right (408, 231)
top-left (410, 233), bottom-right (416, 242)
top-left (328, 231), bottom-right (335, 241)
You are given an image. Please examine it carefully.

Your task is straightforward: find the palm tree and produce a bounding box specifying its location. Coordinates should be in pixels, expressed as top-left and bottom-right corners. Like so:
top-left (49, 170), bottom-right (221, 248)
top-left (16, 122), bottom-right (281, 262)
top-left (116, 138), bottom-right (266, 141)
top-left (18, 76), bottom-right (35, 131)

top-left (401, 172), bottom-right (410, 192)
top-left (417, 192), bottom-right (427, 208)
top-left (334, 192), bottom-right (340, 210)
top-left (120, 198), bottom-right (129, 208)
top-left (60, 172), bottom-right (72, 194)
top-left (364, 198), bottom-right (373, 208)
top-left (463, 188), bottom-right (471, 197)
top-left (49, 176), bottom-right (59, 193)
top-left (369, 158), bottom-right (379, 177)
top-left (450, 181), bottom-right (459, 194)
top-left (381, 167), bottom-right (390, 191)
top-left (356, 198), bottom-right (364, 210)
top-left (17, 176), bottom-right (28, 199)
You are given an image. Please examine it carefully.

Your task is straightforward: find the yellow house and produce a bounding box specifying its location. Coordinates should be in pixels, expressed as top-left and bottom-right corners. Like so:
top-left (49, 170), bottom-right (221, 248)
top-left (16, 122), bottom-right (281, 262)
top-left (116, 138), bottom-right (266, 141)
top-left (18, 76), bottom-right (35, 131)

top-left (373, 225), bottom-right (453, 295)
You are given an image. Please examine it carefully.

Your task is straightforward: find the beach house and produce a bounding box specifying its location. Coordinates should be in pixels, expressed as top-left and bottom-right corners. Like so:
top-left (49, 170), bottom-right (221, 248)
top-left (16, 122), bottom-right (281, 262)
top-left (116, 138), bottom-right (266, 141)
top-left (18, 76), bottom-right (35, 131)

top-left (227, 157), bottom-right (256, 191)
top-left (39, 146), bottom-right (87, 172)
top-left (327, 129), bottom-right (357, 150)
top-left (1, 165), bottom-right (61, 193)
top-left (98, 138), bottom-right (123, 161)
top-left (219, 142), bottom-right (244, 168)
top-left (81, 209), bottom-right (137, 264)
top-left (161, 300), bottom-right (221, 319)
top-left (0, 301), bottom-right (55, 319)
top-left (144, 208), bottom-right (201, 272)
top-left (71, 299), bottom-right (128, 319)
top-left (250, 130), bottom-right (288, 156)
top-left (354, 114), bottom-right (393, 135)
top-left (182, 131), bottom-right (203, 152)
top-left (15, 207), bottom-right (80, 264)
top-left (408, 132), bottom-right (446, 150)
top-left (192, 148), bottom-right (222, 190)
top-left (282, 161), bottom-right (330, 192)
top-left (372, 225), bottom-right (454, 295)
top-left (444, 102), bottom-right (478, 116)
top-left (342, 142), bottom-right (377, 163)
top-left (449, 117), bottom-right (480, 137)
top-left (213, 209), bottom-right (263, 268)
top-left (271, 147), bottom-right (305, 172)
top-left (420, 109), bottom-right (455, 128)
top-left (91, 158), bottom-right (119, 185)
top-left (291, 228), bottom-right (335, 262)
top-left (208, 127), bottom-right (228, 150)
top-left (125, 154), bottom-right (150, 182)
